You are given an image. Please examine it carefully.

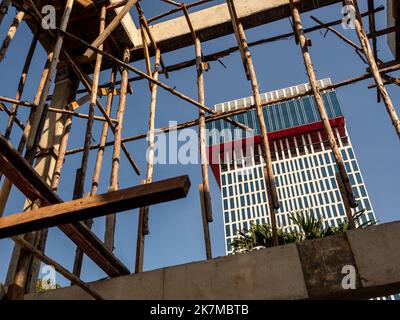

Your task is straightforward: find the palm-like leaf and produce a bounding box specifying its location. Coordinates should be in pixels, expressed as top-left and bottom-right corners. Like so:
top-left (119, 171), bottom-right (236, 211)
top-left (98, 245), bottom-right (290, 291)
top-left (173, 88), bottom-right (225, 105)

top-left (232, 208), bottom-right (376, 253)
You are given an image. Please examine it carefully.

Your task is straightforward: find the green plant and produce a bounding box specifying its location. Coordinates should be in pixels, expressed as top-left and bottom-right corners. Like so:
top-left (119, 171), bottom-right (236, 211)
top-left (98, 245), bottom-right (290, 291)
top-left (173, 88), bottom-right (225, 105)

top-left (231, 208), bottom-right (376, 253)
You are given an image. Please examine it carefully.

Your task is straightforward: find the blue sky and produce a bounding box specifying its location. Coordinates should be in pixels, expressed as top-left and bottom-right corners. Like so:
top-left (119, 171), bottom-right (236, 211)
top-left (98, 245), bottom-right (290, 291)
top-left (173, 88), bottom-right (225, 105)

top-left (1, 1), bottom-right (399, 287)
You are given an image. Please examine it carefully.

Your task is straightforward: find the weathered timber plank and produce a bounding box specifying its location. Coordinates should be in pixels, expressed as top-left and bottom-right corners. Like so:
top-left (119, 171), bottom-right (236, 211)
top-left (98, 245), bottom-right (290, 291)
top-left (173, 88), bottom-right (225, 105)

top-left (0, 175), bottom-right (191, 239)
top-left (0, 134), bottom-right (129, 276)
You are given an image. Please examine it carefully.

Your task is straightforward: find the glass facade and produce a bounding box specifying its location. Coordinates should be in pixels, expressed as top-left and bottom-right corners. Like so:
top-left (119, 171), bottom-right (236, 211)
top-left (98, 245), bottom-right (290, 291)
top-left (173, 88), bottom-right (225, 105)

top-left (206, 79), bottom-right (342, 146)
top-left (207, 80), bottom-right (377, 255)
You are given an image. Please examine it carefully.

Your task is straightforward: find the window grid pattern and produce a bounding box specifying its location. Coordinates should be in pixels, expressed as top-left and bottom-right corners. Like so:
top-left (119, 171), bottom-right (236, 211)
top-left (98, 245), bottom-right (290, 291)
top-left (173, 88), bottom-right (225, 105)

top-left (220, 127), bottom-right (376, 254)
top-left (207, 80), bottom-right (341, 146)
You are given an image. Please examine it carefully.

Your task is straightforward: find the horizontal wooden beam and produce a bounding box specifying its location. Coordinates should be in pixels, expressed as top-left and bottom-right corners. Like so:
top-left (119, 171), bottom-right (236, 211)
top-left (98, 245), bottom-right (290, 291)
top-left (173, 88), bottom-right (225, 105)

top-left (0, 175), bottom-right (191, 239)
top-left (0, 134), bottom-right (129, 277)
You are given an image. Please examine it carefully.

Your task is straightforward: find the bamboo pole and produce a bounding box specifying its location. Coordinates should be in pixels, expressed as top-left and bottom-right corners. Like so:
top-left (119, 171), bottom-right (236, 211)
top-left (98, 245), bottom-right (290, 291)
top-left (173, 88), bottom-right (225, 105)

top-left (227, 0), bottom-right (279, 246)
top-left (336, 172), bottom-right (356, 230)
top-left (182, 2), bottom-right (213, 258)
top-left (72, 6), bottom-right (107, 278)
top-left (290, 0), bottom-right (357, 208)
top-left (134, 44), bottom-right (161, 273)
top-left (199, 184), bottom-right (212, 259)
top-left (47, 108), bottom-right (117, 123)
top-left (91, 67), bottom-right (118, 196)
top-left (0, 52), bottom-right (53, 217)
top-left (0, 0), bottom-right (11, 27)
top-left (195, 38), bottom-right (213, 259)
top-left (57, 27), bottom-right (250, 132)
top-left (0, 10), bottom-right (25, 63)
top-left (5, 0), bottom-right (74, 292)
top-left (83, 0), bottom-right (137, 59)
top-left (27, 0), bottom-right (75, 150)
top-left (7, 200), bottom-right (41, 300)
top-left (76, 5), bottom-right (106, 200)
top-left (78, 5), bottom-right (383, 93)
top-left (61, 60), bottom-right (400, 158)
top-left (0, 103), bottom-right (24, 130)
top-left (3, 29), bottom-right (39, 142)
top-left (105, 48), bottom-right (130, 251)
top-left (348, 0), bottom-right (400, 139)
top-left (11, 236), bottom-right (104, 300)
top-left (0, 28), bottom-right (39, 184)
top-left (135, 180), bottom-right (147, 273)
top-left (0, 95), bottom-right (35, 107)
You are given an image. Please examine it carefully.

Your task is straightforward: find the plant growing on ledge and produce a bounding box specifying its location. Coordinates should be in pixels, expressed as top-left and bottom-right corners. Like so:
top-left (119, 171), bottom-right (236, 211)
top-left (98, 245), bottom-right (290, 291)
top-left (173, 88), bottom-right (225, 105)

top-left (231, 209), bottom-right (376, 253)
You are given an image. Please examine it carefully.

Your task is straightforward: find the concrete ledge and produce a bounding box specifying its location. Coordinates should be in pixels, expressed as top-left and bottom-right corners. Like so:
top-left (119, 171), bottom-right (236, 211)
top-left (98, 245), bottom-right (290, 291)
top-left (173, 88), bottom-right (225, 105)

top-left (25, 221), bottom-right (400, 300)
top-left (131, 0), bottom-right (342, 61)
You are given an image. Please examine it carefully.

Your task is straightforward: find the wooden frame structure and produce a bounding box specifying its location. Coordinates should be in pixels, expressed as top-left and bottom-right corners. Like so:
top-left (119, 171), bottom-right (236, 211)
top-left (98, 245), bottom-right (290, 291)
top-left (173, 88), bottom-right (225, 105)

top-left (0, 0), bottom-right (399, 299)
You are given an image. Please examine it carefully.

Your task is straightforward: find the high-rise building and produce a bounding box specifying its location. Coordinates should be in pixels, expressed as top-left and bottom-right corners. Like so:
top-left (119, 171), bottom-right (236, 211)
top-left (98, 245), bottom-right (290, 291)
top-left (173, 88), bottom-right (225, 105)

top-left (206, 79), bottom-right (377, 254)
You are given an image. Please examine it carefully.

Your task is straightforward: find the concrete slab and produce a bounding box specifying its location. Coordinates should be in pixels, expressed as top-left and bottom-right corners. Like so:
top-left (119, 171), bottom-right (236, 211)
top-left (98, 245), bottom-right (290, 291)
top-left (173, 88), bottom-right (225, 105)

top-left (24, 221), bottom-right (400, 300)
top-left (131, 0), bottom-right (343, 61)
top-left (163, 243), bottom-right (308, 300)
top-left (346, 221), bottom-right (400, 291)
top-left (297, 233), bottom-right (361, 299)
top-left (26, 268), bottom-right (165, 300)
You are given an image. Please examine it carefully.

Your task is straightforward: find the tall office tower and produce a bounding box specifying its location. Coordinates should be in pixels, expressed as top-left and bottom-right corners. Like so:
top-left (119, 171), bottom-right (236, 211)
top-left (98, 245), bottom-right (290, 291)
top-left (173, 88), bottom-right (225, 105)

top-left (206, 79), bottom-right (377, 254)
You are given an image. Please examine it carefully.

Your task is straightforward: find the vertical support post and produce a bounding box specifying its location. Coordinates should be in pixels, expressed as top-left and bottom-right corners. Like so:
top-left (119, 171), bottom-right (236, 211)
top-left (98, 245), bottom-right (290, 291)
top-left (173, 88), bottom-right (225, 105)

top-left (0, 0), bottom-right (12, 27)
top-left (6, 200), bottom-right (41, 299)
top-left (349, 0), bottom-right (400, 138)
top-left (135, 42), bottom-right (161, 273)
top-left (105, 48), bottom-right (130, 251)
top-left (0, 10), bottom-right (25, 63)
top-left (3, 29), bottom-right (39, 141)
top-left (195, 38), bottom-right (213, 224)
top-left (76, 5), bottom-right (107, 199)
top-left (0, 29), bottom-right (39, 190)
top-left (290, 0), bottom-right (358, 209)
top-left (199, 184), bottom-right (212, 260)
top-left (71, 5), bottom-right (108, 278)
top-left (195, 37), bottom-right (213, 259)
top-left (90, 67), bottom-right (118, 197)
top-left (27, 0), bottom-right (75, 152)
top-left (5, 66), bottom-right (78, 293)
top-left (227, 0), bottom-right (279, 246)
top-left (135, 180), bottom-right (147, 273)
top-left (336, 172), bottom-right (356, 229)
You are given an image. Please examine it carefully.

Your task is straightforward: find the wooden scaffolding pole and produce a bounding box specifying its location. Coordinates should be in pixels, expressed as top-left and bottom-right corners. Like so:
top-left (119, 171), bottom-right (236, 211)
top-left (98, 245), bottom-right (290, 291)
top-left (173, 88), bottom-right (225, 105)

top-left (75, 5), bottom-right (106, 200)
top-left (0, 0), bottom-right (11, 27)
top-left (83, 0), bottom-right (138, 59)
top-left (77, 5), bottom-right (383, 93)
top-left (0, 10), bottom-right (25, 63)
top-left (72, 5), bottom-right (107, 278)
top-left (134, 36), bottom-right (161, 273)
top-left (227, 0), bottom-right (279, 246)
top-left (27, 0), bottom-right (75, 151)
top-left (61, 60), bottom-right (400, 159)
top-left (290, 0), bottom-right (357, 209)
top-left (2, 29), bottom-right (39, 140)
top-left (0, 29), bottom-right (39, 184)
top-left (71, 68), bottom-right (118, 279)
top-left (0, 52), bottom-right (53, 217)
top-left (7, 200), bottom-right (41, 299)
top-left (195, 37), bottom-right (213, 259)
top-left (11, 236), bottom-right (104, 300)
top-left (90, 67), bottom-right (118, 197)
top-left (182, 3), bottom-right (213, 258)
top-left (57, 27), bottom-right (250, 132)
top-left (349, 0), bottom-right (400, 139)
top-left (105, 48), bottom-right (130, 251)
